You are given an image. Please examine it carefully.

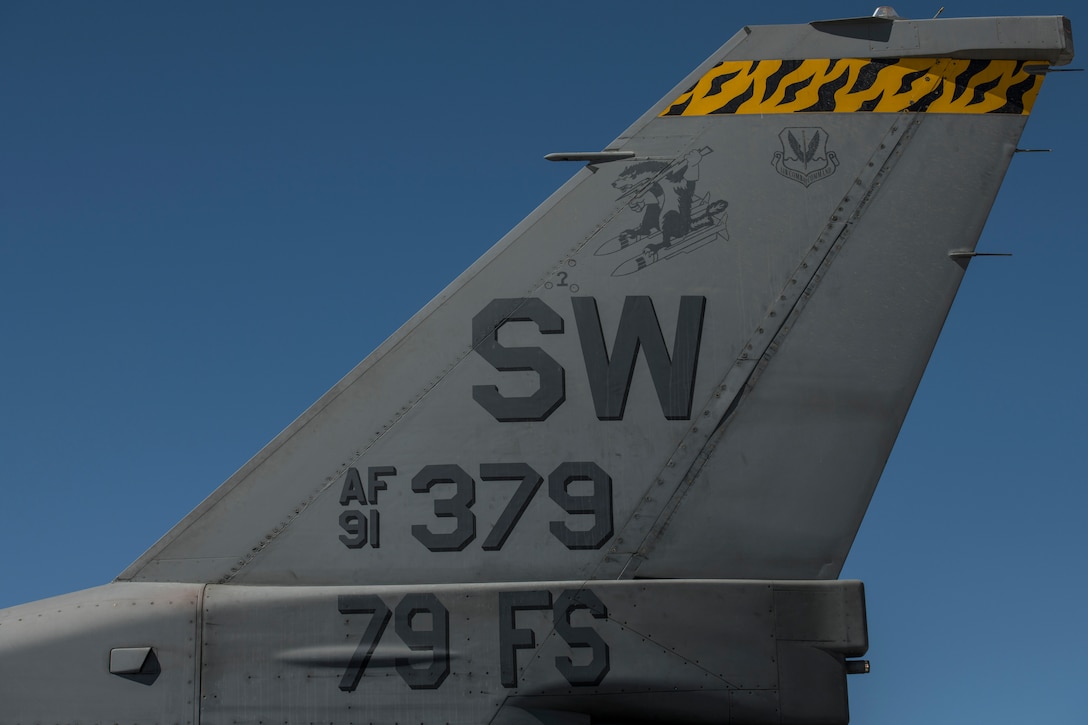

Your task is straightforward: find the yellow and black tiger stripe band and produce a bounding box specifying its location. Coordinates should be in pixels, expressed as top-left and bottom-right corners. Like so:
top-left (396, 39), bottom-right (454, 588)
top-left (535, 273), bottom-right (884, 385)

top-left (662, 58), bottom-right (1044, 116)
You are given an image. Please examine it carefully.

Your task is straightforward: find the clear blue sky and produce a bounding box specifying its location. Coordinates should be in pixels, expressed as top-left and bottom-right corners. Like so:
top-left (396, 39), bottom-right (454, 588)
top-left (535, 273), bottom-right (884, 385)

top-left (1, 2), bottom-right (1084, 723)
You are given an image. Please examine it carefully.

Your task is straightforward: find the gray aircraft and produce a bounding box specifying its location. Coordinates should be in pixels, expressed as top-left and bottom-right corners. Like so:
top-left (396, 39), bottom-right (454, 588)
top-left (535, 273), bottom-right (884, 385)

top-left (0, 8), bottom-right (1075, 725)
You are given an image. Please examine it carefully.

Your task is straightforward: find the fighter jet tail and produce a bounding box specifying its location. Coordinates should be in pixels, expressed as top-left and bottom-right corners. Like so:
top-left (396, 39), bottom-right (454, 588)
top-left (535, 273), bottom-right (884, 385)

top-left (118, 13), bottom-right (1072, 589)
top-left (2, 11), bottom-right (1073, 725)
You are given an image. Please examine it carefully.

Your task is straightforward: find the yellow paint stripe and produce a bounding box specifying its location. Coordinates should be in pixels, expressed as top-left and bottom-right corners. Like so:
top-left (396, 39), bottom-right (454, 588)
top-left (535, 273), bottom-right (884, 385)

top-left (662, 58), bottom-right (1044, 116)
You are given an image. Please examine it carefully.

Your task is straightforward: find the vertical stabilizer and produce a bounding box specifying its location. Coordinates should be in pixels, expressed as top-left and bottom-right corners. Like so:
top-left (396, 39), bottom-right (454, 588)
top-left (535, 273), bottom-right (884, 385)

top-left (117, 13), bottom-right (1073, 587)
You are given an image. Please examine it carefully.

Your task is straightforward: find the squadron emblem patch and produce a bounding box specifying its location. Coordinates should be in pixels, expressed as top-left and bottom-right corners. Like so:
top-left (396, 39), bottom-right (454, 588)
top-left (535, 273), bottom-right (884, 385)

top-left (773, 127), bottom-right (839, 187)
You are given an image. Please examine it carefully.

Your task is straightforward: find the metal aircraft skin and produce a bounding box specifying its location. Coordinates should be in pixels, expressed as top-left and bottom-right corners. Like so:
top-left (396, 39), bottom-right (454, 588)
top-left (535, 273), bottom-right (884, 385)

top-left (0, 9), bottom-right (1074, 725)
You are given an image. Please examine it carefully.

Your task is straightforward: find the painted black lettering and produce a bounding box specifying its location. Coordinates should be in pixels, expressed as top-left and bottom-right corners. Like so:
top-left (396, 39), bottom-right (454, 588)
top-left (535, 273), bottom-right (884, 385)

top-left (498, 590), bottom-right (552, 688)
top-left (411, 464), bottom-right (476, 552)
top-left (368, 509), bottom-right (380, 549)
top-left (572, 296), bottom-right (706, 420)
top-left (395, 593), bottom-right (450, 690)
top-left (338, 510), bottom-right (368, 549)
top-left (338, 594), bottom-right (391, 692)
top-left (339, 468), bottom-right (367, 505)
top-left (553, 589), bottom-right (610, 686)
top-left (480, 463), bottom-right (544, 551)
top-left (367, 466), bottom-right (394, 505)
top-left (548, 462), bottom-right (613, 550)
top-left (472, 298), bottom-right (566, 422)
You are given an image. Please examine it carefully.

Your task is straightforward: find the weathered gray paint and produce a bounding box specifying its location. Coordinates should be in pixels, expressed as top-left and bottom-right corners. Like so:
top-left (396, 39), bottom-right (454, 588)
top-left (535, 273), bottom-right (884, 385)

top-left (0, 583), bottom-right (201, 725)
top-left (109, 14), bottom-right (1071, 590)
top-left (191, 579), bottom-right (863, 725)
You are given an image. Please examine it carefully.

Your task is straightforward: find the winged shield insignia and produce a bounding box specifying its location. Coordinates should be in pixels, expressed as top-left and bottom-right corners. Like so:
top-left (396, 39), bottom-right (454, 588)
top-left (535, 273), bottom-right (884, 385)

top-left (773, 127), bottom-right (839, 187)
